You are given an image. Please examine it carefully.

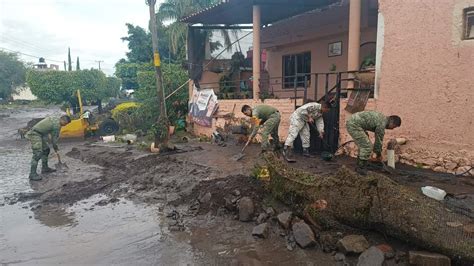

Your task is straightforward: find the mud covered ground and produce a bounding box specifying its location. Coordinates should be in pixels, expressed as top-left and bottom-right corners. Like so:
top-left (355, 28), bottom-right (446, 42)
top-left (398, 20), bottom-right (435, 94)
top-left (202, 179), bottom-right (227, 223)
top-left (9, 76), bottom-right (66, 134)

top-left (2, 106), bottom-right (472, 265)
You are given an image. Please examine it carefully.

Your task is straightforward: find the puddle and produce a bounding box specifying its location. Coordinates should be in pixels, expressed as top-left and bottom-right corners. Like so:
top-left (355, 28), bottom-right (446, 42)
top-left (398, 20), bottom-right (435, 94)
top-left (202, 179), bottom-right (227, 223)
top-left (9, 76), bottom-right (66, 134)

top-left (0, 195), bottom-right (196, 265)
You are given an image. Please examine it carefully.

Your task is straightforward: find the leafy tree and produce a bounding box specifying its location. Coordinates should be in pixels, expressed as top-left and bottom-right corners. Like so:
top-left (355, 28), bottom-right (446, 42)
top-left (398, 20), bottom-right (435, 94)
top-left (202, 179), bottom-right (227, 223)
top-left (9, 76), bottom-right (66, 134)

top-left (114, 62), bottom-right (153, 90)
top-left (106, 77), bottom-right (121, 98)
top-left (76, 56), bottom-right (80, 70)
top-left (68, 47), bottom-right (72, 71)
top-left (133, 63), bottom-right (188, 130)
top-left (158, 0), bottom-right (233, 55)
top-left (27, 70), bottom-right (76, 104)
top-left (27, 69), bottom-right (116, 112)
top-left (0, 51), bottom-right (27, 99)
top-left (121, 24), bottom-right (153, 63)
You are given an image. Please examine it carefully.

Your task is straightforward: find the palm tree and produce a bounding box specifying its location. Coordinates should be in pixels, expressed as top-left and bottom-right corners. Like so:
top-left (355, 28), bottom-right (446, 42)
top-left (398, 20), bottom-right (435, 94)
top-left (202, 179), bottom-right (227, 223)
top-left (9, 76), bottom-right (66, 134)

top-left (157, 0), bottom-right (235, 56)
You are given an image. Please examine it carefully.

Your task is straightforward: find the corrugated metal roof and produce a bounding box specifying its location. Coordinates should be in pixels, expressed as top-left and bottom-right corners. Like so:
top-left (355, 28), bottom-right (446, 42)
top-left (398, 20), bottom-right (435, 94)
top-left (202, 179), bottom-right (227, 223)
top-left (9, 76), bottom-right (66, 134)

top-left (181, 0), bottom-right (339, 25)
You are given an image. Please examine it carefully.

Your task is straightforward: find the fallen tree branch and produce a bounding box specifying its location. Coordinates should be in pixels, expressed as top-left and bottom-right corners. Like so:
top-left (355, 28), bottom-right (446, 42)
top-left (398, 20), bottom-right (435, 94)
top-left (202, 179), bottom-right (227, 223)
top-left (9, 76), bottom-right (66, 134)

top-left (262, 154), bottom-right (474, 261)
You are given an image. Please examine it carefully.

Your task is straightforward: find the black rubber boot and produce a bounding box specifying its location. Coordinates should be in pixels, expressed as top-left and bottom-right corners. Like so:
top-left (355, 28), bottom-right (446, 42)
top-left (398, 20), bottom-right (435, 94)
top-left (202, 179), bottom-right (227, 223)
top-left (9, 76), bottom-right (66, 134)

top-left (355, 159), bottom-right (368, 176)
top-left (29, 165), bottom-right (42, 181)
top-left (282, 145), bottom-right (296, 163)
top-left (42, 160), bottom-right (56, 174)
top-left (42, 166), bottom-right (56, 174)
top-left (302, 148), bottom-right (314, 158)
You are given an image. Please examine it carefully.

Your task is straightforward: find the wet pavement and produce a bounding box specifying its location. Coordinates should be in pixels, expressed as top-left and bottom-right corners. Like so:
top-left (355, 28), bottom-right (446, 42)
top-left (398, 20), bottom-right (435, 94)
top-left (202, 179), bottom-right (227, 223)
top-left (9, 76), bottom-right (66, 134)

top-left (0, 106), bottom-right (337, 265)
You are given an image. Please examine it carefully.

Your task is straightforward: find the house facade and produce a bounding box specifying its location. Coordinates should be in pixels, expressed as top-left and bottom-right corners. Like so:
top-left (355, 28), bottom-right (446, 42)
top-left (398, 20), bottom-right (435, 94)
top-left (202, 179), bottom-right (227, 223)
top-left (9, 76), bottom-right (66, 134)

top-left (183, 0), bottom-right (474, 174)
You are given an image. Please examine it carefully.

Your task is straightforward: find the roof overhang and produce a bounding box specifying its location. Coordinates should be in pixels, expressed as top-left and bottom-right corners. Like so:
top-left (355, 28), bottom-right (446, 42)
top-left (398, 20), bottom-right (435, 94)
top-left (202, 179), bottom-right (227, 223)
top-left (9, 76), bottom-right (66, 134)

top-left (181, 0), bottom-right (340, 26)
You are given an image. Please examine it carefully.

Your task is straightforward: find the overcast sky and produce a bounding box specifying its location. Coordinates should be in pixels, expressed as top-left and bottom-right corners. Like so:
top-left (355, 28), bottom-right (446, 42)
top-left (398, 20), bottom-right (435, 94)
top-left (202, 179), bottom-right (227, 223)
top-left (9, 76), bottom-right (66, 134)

top-left (0, 0), bottom-right (162, 75)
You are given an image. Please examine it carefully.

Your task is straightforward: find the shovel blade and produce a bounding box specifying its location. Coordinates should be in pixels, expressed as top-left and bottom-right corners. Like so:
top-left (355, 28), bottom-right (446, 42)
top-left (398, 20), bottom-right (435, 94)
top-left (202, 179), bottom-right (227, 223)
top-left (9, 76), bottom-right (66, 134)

top-left (55, 162), bottom-right (69, 171)
top-left (231, 152), bottom-right (245, 161)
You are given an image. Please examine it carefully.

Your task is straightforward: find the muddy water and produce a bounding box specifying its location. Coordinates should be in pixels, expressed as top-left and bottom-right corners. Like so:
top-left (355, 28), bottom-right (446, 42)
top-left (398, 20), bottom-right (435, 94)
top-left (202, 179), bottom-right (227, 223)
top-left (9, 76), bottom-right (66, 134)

top-left (1, 195), bottom-right (196, 264)
top-left (0, 107), bottom-right (192, 264)
top-left (0, 107), bottom-right (58, 197)
top-left (0, 107), bottom-right (336, 265)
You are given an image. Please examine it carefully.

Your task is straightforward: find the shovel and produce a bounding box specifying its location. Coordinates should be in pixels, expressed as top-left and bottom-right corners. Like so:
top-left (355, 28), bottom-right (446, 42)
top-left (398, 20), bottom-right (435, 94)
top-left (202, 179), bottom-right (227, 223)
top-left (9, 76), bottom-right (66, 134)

top-left (55, 152), bottom-right (69, 170)
top-left (232, 140), bottom-right (250, 161)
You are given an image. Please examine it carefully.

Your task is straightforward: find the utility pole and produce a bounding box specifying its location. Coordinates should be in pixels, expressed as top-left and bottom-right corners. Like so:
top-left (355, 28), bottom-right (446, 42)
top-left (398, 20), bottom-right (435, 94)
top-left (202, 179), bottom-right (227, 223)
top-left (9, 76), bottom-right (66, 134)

top-left (146, 0), bottom-right (169, 149)
top-left (95, 60), bottom-right (104, 70)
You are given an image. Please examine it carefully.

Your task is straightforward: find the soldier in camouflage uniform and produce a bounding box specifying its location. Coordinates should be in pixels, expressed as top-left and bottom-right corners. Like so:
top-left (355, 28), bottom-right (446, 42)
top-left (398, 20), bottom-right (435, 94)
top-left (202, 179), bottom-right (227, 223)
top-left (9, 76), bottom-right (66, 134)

top-left (282, 101), bottom-right (331, 162)
top-left (241, 104), bottom-right (281, 152)
top-left (346, 111), bottom-right (401, 175)
top-left (26, 115), bottom-right (71, 181)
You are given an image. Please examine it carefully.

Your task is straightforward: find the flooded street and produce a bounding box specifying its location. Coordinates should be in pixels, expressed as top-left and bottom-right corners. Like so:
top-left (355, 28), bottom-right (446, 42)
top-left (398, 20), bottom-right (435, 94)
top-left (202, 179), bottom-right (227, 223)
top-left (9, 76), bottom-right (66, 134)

top-left (0, 107), bottom-right (193, 264)
top-left (0, 106), bottom-right (336, 265)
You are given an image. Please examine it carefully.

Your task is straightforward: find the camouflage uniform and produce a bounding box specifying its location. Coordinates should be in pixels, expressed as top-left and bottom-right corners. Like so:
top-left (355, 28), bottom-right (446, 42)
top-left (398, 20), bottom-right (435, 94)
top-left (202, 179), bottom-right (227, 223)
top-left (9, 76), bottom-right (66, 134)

top-left (284, 102), bottom-right (325, 149)
top-left (346, 111), bottom-right (388, 161)
top-left (26, 117), bottom-right (61, 173)
top-left (250, 105), bottom-right (280, 150)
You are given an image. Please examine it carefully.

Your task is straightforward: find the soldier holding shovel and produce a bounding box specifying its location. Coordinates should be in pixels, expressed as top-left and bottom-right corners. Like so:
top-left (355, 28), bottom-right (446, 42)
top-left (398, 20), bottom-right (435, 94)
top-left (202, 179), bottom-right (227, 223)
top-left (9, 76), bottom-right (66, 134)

top-left (26, 115), bottom-right (71, 181)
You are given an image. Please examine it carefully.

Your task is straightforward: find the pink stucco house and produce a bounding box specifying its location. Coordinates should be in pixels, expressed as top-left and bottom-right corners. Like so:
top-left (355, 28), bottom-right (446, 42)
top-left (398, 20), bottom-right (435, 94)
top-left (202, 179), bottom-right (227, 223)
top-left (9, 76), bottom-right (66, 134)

top-left (183, 0), bottom-right (474, 174)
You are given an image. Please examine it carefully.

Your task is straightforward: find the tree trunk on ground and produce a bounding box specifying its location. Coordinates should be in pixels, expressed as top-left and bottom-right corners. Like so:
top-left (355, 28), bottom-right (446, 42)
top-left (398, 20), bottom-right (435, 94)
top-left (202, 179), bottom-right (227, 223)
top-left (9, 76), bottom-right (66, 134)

top-left (262, 154), bottom-right (474, 261)
top-left (147, 0), bottom-right (169, 150)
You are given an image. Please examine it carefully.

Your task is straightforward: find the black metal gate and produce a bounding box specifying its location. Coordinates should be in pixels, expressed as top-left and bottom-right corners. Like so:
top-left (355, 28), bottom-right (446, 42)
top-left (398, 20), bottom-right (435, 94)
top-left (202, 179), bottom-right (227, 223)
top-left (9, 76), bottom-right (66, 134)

top-left (293, 72), bottom-right (343, 154)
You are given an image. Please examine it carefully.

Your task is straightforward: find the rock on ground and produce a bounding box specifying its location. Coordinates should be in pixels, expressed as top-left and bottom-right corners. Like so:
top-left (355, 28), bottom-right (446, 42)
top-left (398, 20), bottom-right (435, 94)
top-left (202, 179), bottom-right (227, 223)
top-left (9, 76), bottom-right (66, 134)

top-left (198, 192), bottom-right (211, 203)
top-left (337, 235), bottom-right (370, 254)
top-left (334, 252), bottom-right (346, 262)
top-left (252, 222), bottom-right (269, 238)
top-left (320, 233), bottom-right (337, 253)
top-left (292, 221), bottom-right (316, 248)
top-left (408, 251), bottom-right (451, 266)
top-left (357, 246), bottom-right (385, 266)
top-left (238, 197), bottom-right (254, 222)
top-left (375, 244), bottom-right (395, 259)
top-left (265, 207), bottom-right (276, 217)
top-left (277, 211), bottom-right (292, 229)
top-left (256, 213), bottom-right (268, 224)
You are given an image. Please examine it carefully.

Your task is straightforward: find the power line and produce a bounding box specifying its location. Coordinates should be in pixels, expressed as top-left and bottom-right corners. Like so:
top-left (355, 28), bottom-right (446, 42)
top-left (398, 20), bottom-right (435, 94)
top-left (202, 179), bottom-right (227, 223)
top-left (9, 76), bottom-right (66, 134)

top-left (0, 36), bottom-right (60, 55)
top-left (0, 46), bottom-right (64, 63)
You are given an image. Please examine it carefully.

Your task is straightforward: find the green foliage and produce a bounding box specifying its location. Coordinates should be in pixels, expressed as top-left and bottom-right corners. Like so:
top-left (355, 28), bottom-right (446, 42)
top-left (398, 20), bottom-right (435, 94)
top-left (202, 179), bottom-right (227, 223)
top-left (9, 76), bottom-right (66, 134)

top-left (114, 62), bottom-right (153, 90)
top-left (75, 69), bottom-right (108, 100)
top-left (27, 70), bottom-right (76, 104)
top-left (106, 77), bottom-right (121, 98)
top-left (121, 23), bottom-right (153, 63)
top-left (0, 51), bottom-right (27, 99)
top-left (132, 63), bottom-right (188, 130)
top-left (76, 57), bottom-right (80, 70)
top-left (111, 103), bottom-right (141, 132)
top-left (27, 69), bottom-right (116, 105)
top-left (157, 0), bottom-right (228, 54)
top-left (360, 54), bottom-right (376, 70)
top-left (68, 47), bottom-right (72, 71)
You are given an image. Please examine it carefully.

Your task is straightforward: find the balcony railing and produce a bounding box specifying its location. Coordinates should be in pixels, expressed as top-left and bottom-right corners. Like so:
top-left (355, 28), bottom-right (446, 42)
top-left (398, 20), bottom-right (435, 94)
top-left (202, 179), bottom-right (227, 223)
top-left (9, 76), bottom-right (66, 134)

top-left (195, 70), bottom-right (375, 103)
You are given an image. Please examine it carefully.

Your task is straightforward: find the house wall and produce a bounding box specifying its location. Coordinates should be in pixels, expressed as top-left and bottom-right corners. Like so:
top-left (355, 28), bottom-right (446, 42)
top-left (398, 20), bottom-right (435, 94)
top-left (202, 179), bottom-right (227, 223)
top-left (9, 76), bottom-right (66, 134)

top-left (12, 87), bottom-right (37, 101)
top-left (199, 71), bottom-right (223, 91)
top-left (262, 0), bottom-right (378, 100)
top-left (369, 0), bottom-right (474, 174)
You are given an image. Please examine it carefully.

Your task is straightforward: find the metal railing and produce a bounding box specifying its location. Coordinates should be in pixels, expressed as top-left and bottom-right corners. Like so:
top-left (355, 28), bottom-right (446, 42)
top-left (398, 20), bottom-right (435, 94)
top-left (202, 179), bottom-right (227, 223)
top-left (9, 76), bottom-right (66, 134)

top-left (195, 71), bottom-right (375, 103)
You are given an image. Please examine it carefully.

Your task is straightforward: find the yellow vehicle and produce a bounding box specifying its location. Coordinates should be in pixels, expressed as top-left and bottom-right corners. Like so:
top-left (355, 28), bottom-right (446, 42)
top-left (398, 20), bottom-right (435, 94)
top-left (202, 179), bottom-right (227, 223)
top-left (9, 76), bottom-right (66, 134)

top-left (60, 90), bottom-right (138, 138)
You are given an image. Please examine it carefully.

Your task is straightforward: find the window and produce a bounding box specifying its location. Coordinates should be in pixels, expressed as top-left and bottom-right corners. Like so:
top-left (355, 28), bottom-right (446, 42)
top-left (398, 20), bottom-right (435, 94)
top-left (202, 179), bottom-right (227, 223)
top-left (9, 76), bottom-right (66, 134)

top-left (464, 8), bottom-right (474, 40)
top-left (282, 52), bottom-right (311, 88)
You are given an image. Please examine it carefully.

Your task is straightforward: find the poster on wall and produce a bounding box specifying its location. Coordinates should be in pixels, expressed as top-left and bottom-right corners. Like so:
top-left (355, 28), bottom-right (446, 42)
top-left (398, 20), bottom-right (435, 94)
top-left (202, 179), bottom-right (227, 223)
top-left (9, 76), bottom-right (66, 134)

top-left (189, 86), bottom-right (219, 127)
